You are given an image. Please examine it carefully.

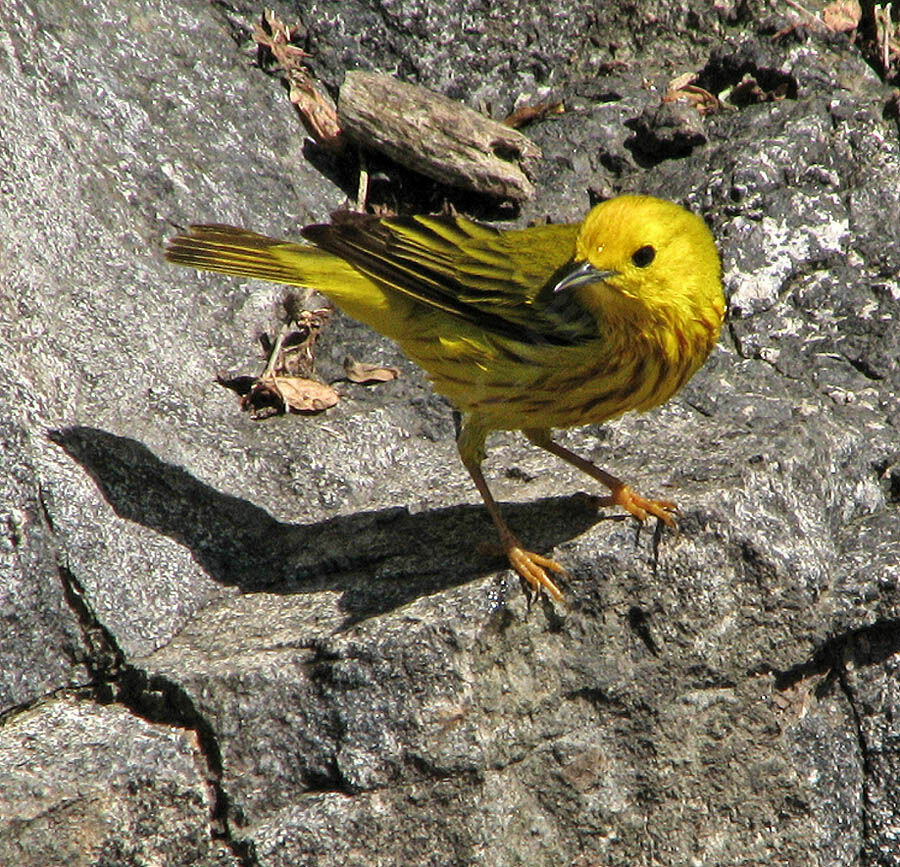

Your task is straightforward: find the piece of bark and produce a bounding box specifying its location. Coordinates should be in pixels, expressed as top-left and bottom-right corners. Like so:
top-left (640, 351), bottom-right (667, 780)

top-left (338, 71), bottom-right (541, 201)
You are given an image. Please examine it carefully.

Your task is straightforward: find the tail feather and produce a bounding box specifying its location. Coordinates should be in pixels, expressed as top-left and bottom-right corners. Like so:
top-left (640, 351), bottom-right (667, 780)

top-left (165, 223), bottom-right (359, 288)
top-left (165, 223), bottom-right (405, 337)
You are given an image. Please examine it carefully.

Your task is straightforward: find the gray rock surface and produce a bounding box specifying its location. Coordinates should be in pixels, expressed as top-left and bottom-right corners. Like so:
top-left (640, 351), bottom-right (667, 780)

top-left (0, 695), bottom-right (236, 864)
top-left (1, 0), bottom-right (898, 864)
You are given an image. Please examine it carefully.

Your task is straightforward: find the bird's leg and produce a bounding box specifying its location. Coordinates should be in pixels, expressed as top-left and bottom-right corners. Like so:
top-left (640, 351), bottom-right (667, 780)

top-left (523, 428), bottom-right (678, 527)
top-left (457, 418), bottom-right (566, 601)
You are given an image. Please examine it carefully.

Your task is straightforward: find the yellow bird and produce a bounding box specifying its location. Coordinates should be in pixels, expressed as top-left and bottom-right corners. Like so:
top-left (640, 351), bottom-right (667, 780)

top-left (166, 195), bottom-right (725, 601)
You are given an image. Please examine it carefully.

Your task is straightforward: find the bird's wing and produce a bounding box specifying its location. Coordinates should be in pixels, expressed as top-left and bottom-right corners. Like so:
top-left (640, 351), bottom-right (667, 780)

top-left (301, 213), bottom-right (595, 345)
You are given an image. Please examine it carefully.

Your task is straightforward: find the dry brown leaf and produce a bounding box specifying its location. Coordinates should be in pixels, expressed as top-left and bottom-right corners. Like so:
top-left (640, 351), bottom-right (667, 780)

top-left (288, 76), bottom-right (344, 151)
top-left (270, 375), bottom-right (339, 413)
top-left (219, 372), bottom-right (337, 419)
top-left (253, 10), bottom-right (345, 152)
top-left (822, 0), bottom-right (862, 32)
top-left (343, 357), bottom-right (401, 384)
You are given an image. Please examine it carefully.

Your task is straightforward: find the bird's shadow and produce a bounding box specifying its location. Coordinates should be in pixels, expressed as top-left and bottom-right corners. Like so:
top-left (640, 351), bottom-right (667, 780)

top-left (48, 427), bottom-right (603, 625)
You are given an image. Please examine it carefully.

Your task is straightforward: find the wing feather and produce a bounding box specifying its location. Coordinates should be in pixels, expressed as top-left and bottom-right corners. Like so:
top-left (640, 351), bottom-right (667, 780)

top-left (302, 213), bottom-right (594, 345)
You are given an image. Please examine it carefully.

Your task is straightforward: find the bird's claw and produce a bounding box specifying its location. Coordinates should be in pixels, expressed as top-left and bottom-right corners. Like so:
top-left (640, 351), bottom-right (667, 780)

top-left (506, 545), bottom-right (567, 602)
top-left (599, 484), bottom-right (678, 528)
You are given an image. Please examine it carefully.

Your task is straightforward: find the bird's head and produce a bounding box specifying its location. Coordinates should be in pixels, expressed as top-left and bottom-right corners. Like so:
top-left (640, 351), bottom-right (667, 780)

top-left (554, 195), bottom-right (724, 332)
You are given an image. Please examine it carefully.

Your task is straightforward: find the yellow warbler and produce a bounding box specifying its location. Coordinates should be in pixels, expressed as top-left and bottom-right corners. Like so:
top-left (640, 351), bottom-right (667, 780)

top-left (166, 195), bottom-right (724, 601)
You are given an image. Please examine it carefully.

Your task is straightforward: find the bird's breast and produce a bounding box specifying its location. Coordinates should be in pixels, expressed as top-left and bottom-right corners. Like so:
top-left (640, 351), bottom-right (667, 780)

top-left (397, 309), bottom-right (716, 433)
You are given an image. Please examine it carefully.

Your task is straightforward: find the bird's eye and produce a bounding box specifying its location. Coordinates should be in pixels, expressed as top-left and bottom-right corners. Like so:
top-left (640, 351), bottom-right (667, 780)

top-left (631, 245), bottom-right (655, 267)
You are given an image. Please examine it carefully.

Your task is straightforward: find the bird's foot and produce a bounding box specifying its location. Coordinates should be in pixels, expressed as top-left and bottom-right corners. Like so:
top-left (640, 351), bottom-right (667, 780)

top-left (505, 543), bottom-right (567, 602)
top-left (598, 484), bottom-right (678, 528)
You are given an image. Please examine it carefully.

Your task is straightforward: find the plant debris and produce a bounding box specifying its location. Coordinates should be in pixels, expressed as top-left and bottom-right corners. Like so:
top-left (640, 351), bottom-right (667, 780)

top-left (253, 10), bottom-right (345, 153)
top-left (663, 73), bottom-right (723, 115)
top-left (822, 0), bottom-right (862, 33)
top-left (256, 375), bottom-right (339, 415)
top-left (874, 4), bottom-right (900, 77)
top-left (264, 300), bottom-right (331, 380)
top-left (343, 357), bottom-right (400, 384)
top-left (250, 11), bottom-right (549, 204)
top-left (502, 100), bottom-right (565, 129)
top-left (217, 295), bottom-right (399, 418)
top-left (218, 296), bottom-right (338, 419)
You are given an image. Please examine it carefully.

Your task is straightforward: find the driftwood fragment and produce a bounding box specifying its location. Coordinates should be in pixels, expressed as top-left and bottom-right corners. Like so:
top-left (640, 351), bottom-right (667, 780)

top-left (338, 71), bottom-right (542, 201)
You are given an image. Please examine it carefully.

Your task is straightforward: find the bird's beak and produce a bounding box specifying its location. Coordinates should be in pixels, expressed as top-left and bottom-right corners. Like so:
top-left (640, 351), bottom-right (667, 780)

top-left (553, 260), bottom-right (618, 293)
